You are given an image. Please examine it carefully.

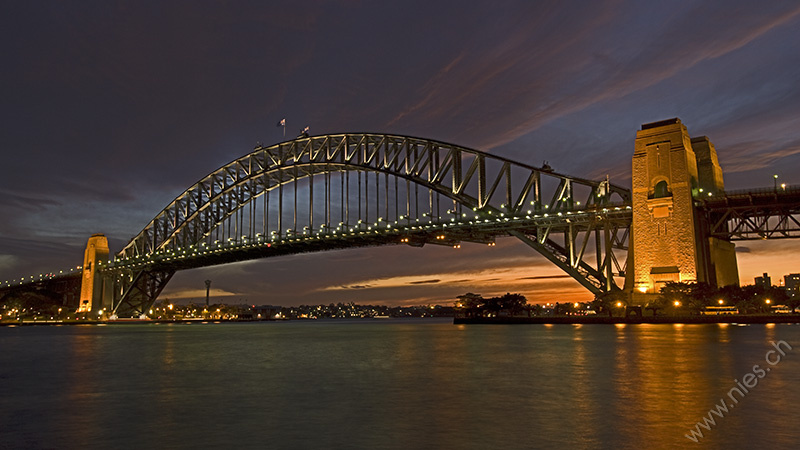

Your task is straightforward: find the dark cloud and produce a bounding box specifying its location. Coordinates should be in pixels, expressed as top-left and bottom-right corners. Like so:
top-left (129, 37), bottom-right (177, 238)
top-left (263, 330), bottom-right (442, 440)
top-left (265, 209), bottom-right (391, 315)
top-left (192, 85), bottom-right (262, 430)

top-left (341, 285), bottom-right (370, 290)
top-left (410, 279), bottom-right (441, 285)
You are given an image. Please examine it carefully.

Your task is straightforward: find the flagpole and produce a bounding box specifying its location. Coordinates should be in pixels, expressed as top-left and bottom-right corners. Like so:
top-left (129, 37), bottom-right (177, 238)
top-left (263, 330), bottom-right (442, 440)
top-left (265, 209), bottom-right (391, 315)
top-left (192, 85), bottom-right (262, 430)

top-left (278, 118), bottom-right (287, 138)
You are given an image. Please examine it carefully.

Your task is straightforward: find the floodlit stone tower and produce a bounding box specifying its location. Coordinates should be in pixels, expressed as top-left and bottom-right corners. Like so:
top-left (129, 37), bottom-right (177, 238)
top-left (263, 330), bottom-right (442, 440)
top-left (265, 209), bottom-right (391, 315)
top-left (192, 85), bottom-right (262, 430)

top-left (77, 234), bottom-right (110, 314)
top-left (630, 118), bottom-right (738, 303)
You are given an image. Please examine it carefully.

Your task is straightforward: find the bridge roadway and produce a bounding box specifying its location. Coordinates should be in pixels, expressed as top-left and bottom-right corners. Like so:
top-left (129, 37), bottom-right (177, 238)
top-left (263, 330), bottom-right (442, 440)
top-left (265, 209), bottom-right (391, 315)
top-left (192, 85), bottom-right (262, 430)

top-left (105, 203), bottom-right (634, 285)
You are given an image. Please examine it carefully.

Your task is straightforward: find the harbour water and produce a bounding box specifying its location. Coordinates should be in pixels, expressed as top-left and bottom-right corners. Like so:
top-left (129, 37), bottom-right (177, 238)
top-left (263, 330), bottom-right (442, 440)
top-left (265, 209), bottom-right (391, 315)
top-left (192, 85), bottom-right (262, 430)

top-left (2, 320), bottom-right (799, 449)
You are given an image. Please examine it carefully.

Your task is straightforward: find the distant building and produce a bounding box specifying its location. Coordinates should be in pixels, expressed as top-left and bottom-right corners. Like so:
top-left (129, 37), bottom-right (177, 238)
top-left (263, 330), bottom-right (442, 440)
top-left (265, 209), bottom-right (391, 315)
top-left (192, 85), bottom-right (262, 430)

top-left (755, 273), bottom-right (772, 287)
top-left (784, 274), bottom-right (800, 296)
top-left (253, 305), bottom-right (281, 319)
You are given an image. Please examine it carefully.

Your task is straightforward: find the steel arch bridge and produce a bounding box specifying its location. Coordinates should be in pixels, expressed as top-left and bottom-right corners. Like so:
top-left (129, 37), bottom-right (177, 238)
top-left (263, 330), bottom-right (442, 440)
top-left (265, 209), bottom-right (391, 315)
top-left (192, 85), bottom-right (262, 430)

top-left (101, 133), bottom-right (632, 317)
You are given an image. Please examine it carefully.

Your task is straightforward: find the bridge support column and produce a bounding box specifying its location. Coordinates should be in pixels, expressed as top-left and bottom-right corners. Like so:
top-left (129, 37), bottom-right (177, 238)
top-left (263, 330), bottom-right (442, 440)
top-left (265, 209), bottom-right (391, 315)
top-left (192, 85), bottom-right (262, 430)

top-left (112, 269), bottom-right (175, 318)
top-left (78, 234), bottom-right (112, 315)
top-left (630, 119), bottom-right (738, 305)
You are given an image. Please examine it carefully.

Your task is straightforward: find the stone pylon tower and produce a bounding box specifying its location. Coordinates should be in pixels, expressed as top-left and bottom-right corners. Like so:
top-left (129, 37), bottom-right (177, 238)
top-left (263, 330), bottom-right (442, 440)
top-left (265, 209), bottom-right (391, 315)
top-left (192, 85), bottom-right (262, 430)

top-left (77, 234), bottom-right (111, 314)
top-left (630, 118), bottom-right (738, 302)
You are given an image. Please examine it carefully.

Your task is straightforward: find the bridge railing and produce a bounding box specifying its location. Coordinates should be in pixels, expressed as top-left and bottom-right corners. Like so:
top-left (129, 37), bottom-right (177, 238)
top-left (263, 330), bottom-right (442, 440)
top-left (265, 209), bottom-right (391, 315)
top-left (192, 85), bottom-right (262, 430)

top-left (718, 185), bottom-right (800, 198)
top-left (1, 266), bottom-right (84, 289)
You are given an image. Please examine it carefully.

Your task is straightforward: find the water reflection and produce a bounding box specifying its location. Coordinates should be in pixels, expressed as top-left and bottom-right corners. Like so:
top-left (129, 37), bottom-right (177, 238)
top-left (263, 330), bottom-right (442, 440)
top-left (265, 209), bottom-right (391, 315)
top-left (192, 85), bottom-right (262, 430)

top-left (1, 321), bottom-right (798, 448)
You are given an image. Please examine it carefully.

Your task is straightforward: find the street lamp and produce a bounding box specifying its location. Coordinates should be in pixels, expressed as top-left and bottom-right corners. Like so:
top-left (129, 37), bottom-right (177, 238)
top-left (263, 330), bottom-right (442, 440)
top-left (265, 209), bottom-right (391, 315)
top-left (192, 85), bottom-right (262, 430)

top-left (718, 299), bottom-right (724, 305)
top-left (674, 300), bottom-right (681, 307)
top-left (774, 174), bottom-right (778, 191)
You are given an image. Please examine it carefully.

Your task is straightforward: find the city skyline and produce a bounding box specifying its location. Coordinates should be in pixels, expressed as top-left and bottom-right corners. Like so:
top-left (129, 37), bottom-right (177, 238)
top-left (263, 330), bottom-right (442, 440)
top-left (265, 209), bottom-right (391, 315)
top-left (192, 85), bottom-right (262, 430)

top-left (2, 1), bottom-right (800, 306)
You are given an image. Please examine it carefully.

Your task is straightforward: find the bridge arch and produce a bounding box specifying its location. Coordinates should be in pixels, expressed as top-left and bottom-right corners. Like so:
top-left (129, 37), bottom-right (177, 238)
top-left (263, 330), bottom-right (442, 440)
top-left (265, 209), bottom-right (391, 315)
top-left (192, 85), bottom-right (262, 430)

top-left (110, 133), bottom-right (631, 316)
top-left (121, 133), bottom-right (628, 257)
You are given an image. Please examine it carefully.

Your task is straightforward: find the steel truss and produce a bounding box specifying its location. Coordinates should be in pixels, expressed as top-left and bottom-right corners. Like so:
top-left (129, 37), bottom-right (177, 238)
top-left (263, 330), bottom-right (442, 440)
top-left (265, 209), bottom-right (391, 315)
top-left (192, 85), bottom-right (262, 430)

top-left (701, 187), bottom-right (800, 240)
top-left (107, 134), bottom-right (631, 316)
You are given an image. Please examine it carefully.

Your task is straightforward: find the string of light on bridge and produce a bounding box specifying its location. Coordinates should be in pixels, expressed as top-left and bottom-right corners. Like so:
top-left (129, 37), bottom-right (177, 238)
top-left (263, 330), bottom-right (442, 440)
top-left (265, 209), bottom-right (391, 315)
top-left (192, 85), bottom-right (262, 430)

top-left (2, 204), bottom-right (633, 288)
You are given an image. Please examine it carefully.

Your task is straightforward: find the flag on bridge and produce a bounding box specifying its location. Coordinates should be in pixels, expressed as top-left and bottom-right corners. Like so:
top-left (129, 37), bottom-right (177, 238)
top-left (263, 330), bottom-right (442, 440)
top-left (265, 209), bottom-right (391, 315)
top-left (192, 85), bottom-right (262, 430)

top-left (277, 118), bottom-right (286, 137)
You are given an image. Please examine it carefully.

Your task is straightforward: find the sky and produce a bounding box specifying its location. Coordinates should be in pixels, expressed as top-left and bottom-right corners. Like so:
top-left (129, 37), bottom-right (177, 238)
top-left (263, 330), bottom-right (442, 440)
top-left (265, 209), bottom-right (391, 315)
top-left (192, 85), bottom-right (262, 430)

top-left (2, 0), bottom-right (800, 307)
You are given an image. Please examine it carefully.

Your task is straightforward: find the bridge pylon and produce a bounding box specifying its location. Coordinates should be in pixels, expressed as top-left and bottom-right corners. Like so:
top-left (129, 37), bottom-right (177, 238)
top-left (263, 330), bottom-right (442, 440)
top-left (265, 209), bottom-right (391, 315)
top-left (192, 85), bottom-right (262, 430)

top-left (629, 118), bottom-right (738, 303)
top-left (77, 234), bottom-right (112, 315)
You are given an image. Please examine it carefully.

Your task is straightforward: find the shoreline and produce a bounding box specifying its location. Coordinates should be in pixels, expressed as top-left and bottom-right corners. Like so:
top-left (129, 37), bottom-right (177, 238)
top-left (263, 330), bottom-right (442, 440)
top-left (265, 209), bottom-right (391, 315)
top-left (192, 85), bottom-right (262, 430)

top-left (454, 314), bottom-right (800, 325)
top-left (0, 318), bottom-right (284, 327)
top-left (4, 315), bottom-right (800, 326)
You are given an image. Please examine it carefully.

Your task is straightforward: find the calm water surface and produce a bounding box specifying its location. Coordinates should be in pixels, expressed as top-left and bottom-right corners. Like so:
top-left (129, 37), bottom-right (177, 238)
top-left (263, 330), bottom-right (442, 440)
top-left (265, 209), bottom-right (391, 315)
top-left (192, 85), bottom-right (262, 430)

top-left (1, 320), bottom-right (799, 449)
